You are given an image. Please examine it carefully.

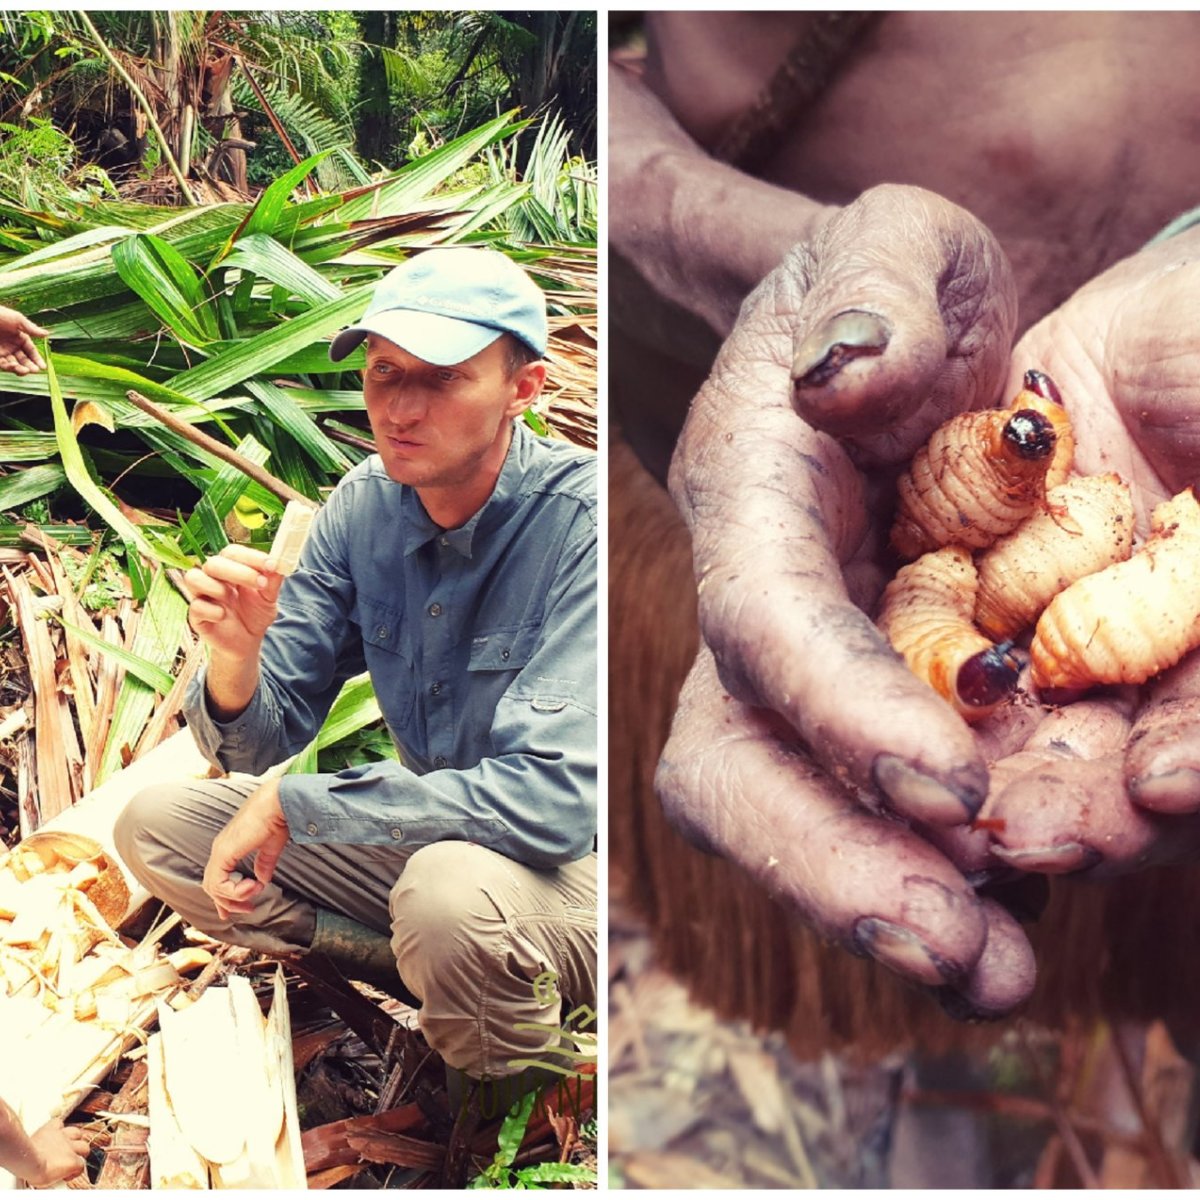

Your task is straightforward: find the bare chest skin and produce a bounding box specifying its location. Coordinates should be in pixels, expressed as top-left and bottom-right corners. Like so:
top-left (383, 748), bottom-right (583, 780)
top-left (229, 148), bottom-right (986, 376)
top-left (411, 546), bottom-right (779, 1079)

top-left (644, 11), bottom-right (1200, 328)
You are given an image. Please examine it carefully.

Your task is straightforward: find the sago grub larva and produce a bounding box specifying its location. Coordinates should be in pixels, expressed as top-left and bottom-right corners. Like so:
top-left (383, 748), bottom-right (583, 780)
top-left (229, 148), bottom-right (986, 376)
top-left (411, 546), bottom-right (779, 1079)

top-left (878, 545), bottom-right (1020, 722)
top-left (1031, 487), bottom-right (1200, 690)
top-left (975, 472), bottom-right (1134, 641)
top-left (1012, 369), bottom-right (1075, 491)
top-left (268, 500), bottom-right (318, 576)
top-left (890, 407), bottom-right (1058, 561)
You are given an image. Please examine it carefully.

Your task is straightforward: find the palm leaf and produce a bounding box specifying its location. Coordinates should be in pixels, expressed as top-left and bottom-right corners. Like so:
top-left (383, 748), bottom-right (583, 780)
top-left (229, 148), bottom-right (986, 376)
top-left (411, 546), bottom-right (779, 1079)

top-left (0, 463), bottom-right (67, 509)
top-left (170, 286), bottom-right (372, 401)
top-left (286, 672), bottom-right (383, 776)
top-left (97, 567), bottom-right (190, 783)
top-left (218, 233), bottom-right (343, 306)
top-left (45, 344), bottom-right (189, 569)
top-left (112, 232), bottom-right (219, 346)
top-left (337, 112), bottom-right (524, 222)
top-left (51, 614), bottom-right (176, 694)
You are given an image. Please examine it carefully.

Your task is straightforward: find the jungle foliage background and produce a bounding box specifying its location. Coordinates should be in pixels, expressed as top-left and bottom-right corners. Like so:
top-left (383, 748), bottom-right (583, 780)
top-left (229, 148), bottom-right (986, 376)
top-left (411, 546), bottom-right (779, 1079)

top-left (0, 8), bottom-right (597, 815)
top-left (0, 13), bottom-right (597, 1186)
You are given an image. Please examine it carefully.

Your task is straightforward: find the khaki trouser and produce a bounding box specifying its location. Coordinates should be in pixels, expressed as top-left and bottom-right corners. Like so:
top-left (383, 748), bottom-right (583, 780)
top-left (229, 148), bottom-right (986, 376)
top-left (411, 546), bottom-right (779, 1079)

top-left (113, 778), bottom-right (597, 1081)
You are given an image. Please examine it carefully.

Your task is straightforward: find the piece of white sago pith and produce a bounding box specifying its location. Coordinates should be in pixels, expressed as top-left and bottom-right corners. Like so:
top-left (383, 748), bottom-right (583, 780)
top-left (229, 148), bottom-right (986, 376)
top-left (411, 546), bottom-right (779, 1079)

top-left (269, 501), bottom-right (317, 575)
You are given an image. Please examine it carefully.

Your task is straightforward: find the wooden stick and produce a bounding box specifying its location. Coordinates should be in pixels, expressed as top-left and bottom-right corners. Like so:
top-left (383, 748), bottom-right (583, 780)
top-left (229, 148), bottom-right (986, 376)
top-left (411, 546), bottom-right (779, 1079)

top-left (324, 426), bottom-right (377, 454)
top-left (125, 391), bottom-right (309, 505)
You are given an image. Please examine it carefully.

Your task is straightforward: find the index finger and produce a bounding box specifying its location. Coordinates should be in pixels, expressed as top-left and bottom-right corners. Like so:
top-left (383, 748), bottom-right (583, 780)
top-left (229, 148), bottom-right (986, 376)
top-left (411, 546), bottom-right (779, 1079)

top-left (672, 276), bottom-right (987, 825)
top-left (201, 546), bottom-right (272, 588)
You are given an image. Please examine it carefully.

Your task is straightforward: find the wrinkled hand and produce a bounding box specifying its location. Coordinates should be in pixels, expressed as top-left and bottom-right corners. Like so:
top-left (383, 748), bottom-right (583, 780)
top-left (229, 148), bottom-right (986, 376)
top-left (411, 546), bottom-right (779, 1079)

top-left (659, 184), bottom-right (1034, 1018)
top-left (0, 307), bottom-right (48, 376)
top-left (980, 229), bottom-right (1200, 875)
top-left (202, 780), bottom-right (290, 921)
top-left (185, 544), bottom-right (283, 660)
top-left (24, 1119), bottom-right (89, 1186)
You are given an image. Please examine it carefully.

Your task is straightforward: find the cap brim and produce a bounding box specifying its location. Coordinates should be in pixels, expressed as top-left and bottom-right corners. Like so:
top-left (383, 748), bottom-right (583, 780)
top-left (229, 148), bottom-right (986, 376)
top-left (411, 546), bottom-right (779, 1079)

top-left (328, 309), bottom-right (503, 365)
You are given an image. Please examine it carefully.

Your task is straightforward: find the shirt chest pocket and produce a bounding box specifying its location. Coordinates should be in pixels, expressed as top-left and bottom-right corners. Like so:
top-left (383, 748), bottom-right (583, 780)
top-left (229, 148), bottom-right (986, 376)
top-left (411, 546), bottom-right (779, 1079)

top-left (468, 622), bottom-right (541, 676)
top-left (360, 600), bottom-right (415, 729)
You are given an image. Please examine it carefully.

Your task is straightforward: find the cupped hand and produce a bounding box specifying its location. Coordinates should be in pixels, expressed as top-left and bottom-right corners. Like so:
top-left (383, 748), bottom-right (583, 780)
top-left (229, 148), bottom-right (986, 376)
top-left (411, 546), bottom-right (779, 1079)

top-left (0, 307), bottom-right (49, 376)
top-left (185, 544), bottom-right (283, 660)
top-left (660, 183), bottom-right (1036, 1015)
top-left (980, 230), bottom-right (1200, 875)
top-left (202, 780), bottom-right (290, 921)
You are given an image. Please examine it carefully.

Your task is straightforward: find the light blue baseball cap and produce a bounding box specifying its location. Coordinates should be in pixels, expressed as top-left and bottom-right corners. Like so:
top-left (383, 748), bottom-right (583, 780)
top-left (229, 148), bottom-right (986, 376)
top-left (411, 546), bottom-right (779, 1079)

top-left (329, 247), bottom-right (547, 365)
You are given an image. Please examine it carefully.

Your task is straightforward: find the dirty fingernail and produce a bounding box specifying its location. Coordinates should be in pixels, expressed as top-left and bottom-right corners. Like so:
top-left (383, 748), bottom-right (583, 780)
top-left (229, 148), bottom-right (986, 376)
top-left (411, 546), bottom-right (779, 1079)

top-left (990, 842), bottom-right (1101, 874)
top-left (1129, 767), bottom-right (1200, 813)
top-left (791, 310), bottom-right (890, 390)
top-left (854, 917), bottom-right (954, 987)
top-left (873, 753), bottom-right (985, 825)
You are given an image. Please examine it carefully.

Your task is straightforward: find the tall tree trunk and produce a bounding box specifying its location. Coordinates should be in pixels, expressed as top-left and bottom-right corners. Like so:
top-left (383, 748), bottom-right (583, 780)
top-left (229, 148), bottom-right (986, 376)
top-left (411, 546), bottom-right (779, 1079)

top-left (355, 11), bottom-right (398, 167)
top-left (499, 11), bottom-right (597, 164)
top-left (203, 49), bottom-right (247, 192)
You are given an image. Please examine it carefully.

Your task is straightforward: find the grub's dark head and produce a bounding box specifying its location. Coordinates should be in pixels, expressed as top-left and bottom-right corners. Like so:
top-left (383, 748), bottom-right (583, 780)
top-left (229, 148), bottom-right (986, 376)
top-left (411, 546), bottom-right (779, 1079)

top-left (1023, 368), bottom-right (1063, 406)
top-left (957, 642), bottom-right (1021, 708)
top-left (1004, 409), bottom-right (1057, 460)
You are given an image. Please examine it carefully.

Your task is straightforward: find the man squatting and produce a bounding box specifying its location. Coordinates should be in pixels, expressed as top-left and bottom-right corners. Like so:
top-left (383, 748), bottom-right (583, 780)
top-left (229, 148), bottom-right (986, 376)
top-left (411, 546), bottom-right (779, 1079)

top-left (114, 248), bottom-right (598, 1101)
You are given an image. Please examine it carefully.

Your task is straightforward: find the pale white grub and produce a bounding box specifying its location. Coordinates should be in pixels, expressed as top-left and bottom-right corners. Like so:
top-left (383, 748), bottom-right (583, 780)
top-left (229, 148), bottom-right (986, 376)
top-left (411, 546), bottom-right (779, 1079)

top-left (268, 501), bottom-right (318, 575)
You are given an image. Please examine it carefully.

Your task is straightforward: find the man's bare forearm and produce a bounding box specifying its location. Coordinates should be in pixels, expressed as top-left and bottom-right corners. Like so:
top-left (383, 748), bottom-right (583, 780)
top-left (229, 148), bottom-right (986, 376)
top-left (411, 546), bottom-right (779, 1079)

top-left (0, 1101), bottom-right (39, 1182)
top-left (610, 60), bottom-right (837, 340)
top-left (204, 647), bottom-right (262, 722)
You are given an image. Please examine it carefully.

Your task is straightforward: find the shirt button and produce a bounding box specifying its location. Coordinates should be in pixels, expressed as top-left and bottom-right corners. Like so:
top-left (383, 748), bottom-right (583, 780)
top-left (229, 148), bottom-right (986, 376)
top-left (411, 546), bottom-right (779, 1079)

top-left (376, 625), bottom-right (389, 640)
top-left (306, 822), bottom-right (318, 836)
top-left (430, 681), bottom-right (442, 696)
top-left (439, 536), bottom-right (449, 548)
top-left (390, 827), bottom-right (403, 841)
top-left (434, 756), bottom-right (447, 768)
top-left (428, 603), bottom-right (442, 617)
top-left (501, 648), bottom-right (511, 661)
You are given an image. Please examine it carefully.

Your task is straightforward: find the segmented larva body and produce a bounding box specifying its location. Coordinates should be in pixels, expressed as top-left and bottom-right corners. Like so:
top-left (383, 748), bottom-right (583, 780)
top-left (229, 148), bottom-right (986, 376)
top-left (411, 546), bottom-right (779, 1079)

top-left (890, 408), bottom-right (1058, 561)
top-left (269, 500), bottom-right (318, 576)
top-left (1014, 369), bottom-right (1075, 491)
top-left (878, 545), bottom-right (1020, 722)
top-left (975, 473), bottom-right (1134, 641)
top-left (1031, 488), bottom-right (1200, 690)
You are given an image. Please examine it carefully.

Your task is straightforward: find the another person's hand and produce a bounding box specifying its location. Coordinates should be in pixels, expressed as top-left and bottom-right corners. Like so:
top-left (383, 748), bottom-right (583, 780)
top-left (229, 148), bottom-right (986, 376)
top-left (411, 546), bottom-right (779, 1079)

top-left (0, 307), bottom-right (49, 376)
top-left (202, 780), bottom-right (290, 920)
top-left (23, 1119), bottom-right (90, 1186)
top-left (979, 229), bottom-right (1200, 873)
top-left (658, 184), bottom-right (1035, 1016)
top-left (184, 545), bottom-right (283, 661)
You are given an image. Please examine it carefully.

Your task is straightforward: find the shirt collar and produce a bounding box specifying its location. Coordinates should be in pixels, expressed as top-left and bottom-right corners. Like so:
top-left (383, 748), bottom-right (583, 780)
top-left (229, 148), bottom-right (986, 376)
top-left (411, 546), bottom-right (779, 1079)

top-left (400, 420), bottom-right (533, 559)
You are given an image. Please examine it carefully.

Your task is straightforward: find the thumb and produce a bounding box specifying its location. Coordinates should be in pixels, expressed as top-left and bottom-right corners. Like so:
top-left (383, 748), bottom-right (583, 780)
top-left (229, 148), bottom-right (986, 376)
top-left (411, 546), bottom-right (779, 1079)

top-left (260, 569), bottom-right (285, 604)
top-left (787, 184), bottom-right (1017, 464)
top-left (1105, 260), bottom-right (1200, 496)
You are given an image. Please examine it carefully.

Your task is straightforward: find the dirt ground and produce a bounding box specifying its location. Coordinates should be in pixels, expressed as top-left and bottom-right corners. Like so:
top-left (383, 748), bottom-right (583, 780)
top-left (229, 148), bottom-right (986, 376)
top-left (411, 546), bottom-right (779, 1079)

top-left (609, 899), bottom-right (1200, 1189)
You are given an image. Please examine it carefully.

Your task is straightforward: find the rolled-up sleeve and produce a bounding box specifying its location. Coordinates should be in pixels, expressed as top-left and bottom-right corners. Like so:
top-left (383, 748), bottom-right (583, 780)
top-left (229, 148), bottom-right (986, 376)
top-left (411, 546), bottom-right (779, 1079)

top-left (277, 520), bottom-right (597, 867)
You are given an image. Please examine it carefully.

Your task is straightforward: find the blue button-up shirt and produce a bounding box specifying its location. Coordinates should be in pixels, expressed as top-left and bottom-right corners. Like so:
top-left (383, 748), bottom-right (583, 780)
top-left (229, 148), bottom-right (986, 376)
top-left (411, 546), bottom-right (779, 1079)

top-left (184, 420), bottom-right (597, 868)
